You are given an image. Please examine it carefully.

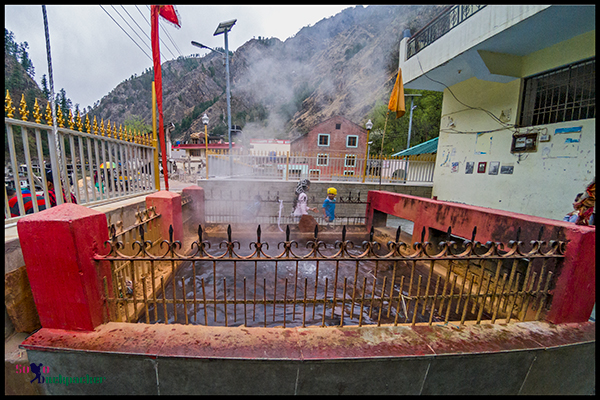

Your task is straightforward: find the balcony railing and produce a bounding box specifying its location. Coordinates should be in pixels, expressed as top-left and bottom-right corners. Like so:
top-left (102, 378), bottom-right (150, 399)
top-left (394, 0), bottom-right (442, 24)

top-left (407, 5), bottom-right (486, 60)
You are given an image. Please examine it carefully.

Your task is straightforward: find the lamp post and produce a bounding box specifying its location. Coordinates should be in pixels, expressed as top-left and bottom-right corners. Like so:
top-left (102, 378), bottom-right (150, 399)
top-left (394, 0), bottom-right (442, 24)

top-left (361, 119), bottom-right (373, 183)
top-left (405, 94), bottom-right (421, 150)
top-left (202, 113), bottom-right (209, 180)
top-left (191, 17), bottom-right (236, 177)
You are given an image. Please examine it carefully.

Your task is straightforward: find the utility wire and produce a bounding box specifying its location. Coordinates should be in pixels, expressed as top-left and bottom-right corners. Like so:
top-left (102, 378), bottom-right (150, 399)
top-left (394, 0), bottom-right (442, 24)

top-left (415, 54), bottom-right (517, 132)
top-left (110, 5), bottom-right (153, 53)
top-left (99, 5), bottom-right (152, 61)
top-left (113, 5), bottom-right (172, 61)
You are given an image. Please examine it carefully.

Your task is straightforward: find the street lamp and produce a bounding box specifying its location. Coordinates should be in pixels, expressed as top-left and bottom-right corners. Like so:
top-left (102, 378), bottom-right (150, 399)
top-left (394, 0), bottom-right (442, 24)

top-left (202, 113), bottom-right (209, 180)
top-left (362, 119), bottom-right (373, 183)
top-left (405, 94), bottom-right (421, 150)
top-left (191, 17), bottom-right (236, 177)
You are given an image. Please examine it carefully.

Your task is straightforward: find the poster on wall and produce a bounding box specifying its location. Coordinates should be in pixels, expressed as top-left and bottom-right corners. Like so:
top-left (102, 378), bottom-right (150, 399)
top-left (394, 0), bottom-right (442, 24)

top-left (489, 161), bottom-right (499, 175)
top-left (477, 162), bottom-right (486, 173)
top-left (500, 164), bottom-right (514, 174)
top-left (451, 162), bottom-right (459, 173)
top-left (465, 162), bottom-right (474, 174)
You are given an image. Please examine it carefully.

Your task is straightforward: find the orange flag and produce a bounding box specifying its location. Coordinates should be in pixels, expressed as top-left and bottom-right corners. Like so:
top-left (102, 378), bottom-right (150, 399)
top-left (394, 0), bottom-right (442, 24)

top-left (388, 68), bottom-right (406, 118)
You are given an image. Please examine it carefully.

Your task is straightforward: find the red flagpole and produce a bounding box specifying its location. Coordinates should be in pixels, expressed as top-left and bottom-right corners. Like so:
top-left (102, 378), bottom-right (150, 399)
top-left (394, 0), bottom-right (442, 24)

top-left (151, 5), bottom-right (169, 191)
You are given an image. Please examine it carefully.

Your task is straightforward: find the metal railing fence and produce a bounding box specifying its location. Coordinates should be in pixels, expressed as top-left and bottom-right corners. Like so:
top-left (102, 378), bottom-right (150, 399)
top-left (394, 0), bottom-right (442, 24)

top-left (203, 188), bottom-right (368, 226)
top-left (96, 224), bottom-right (565, 328)
top-left (5, 91), bottom-right (156, 224)
top-left (205, 149), bottom-right (435, 184)
top-left (407, 5), bottom-right (486, 59)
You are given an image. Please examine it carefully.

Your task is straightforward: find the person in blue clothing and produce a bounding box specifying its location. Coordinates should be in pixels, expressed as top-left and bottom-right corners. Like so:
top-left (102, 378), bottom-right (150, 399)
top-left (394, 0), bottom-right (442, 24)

top-left (322, 187), bottom-right (337, 223)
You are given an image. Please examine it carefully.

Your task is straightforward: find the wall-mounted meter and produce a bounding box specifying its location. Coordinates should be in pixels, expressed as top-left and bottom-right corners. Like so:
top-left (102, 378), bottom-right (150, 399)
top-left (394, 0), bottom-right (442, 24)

top-left (511, 132), bottom-right (538, 153)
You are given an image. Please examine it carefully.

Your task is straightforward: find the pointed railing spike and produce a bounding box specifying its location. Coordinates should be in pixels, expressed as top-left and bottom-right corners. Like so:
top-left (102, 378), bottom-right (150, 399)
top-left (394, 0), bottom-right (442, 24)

top-left (257, 225), bottom-right (262, 243)
top-left (396, 225), bottom-right (401, 243)
top-left (198, 224), bottom-right (203, 242)
top-left (421, 226), bottom-right (426, 243)
top-left (471, 226), bottom-right (477, 243)
top-left (169, 225), bottom-right (174, 243)
top-left (342, 225), bottom-right (347, 242)
top-left (538, 225), bottom-right (544, 241)
top-left (286, 225), bottom-right (290, 242)
top-left (314, 224), bottom-right (319, 239)
top-left (446, 226), bottom-right (452, 242)
top-left (370, 225), bottom-right (375, 242)
top-left (516, 226), bottom-right (521, 242)
top-left (227, 224), bottom-right (232, 243)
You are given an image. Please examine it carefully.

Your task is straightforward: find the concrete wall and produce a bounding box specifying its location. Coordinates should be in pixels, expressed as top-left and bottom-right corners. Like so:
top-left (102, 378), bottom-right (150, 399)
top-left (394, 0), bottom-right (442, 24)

top-left (19, 321), bottom-right (595, 395)
top-left (195, 179), bottom-right (432, 223)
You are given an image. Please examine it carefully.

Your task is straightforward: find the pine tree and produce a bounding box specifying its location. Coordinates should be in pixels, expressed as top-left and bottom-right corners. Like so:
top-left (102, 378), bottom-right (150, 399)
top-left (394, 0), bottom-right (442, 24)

top-left (41, 74), bottom-right (50, 100)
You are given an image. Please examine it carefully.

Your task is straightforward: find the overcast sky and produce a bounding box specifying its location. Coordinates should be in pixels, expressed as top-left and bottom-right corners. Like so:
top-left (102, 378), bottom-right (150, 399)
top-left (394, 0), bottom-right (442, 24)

top-left (5, 4), bottom-right (355, 110)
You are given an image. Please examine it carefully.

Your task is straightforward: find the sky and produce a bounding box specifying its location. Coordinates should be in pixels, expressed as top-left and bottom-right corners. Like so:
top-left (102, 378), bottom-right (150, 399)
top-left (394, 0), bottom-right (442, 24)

top-left (5, 4), bottom-right (355, 110)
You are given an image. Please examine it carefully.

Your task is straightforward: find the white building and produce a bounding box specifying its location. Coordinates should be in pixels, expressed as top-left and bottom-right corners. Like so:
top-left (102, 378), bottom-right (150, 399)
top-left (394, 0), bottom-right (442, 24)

top-left (398, 5), bottom-right (595, 220)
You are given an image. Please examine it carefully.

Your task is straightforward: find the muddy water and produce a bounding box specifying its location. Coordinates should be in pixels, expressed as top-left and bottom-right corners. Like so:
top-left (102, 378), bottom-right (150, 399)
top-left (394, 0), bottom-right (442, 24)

top-left (138, 235), bottom-right (487, 327)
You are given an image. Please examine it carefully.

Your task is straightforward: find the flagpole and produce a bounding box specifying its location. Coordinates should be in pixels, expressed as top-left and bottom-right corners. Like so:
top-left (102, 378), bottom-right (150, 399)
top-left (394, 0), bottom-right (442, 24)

top-left (151, 5), bottom-right (169, 191)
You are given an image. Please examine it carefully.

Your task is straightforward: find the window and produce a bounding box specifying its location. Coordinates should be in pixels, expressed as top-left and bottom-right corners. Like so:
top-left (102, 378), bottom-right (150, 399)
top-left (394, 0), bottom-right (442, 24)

top-left (346, 135), bottom-right (358, 148)
top-left (520, 58), bottom-right (595, 127)
top-left (318, 134), bottom-right (330, 146)
top-left (317, 154), bottom-right (329, 166)
top-left (309, 169), bottom-right (320, 179)
top-left (335, 123), bottom-right (341, 130)
top-left (344, 170), bottom-right (355, 176)
top-left (345, 154), bottom-right (357, 167)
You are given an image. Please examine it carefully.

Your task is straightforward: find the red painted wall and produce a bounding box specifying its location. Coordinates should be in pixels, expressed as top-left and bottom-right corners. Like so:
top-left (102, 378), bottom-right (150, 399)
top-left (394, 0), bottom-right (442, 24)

top-left (366, 190), bottom-right (596, 324)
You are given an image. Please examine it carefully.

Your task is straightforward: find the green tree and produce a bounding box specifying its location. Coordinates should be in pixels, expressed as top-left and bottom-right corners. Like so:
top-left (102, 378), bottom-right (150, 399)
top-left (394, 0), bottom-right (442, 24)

top-left (123, 115), bottom-right (152, 135)
top-left (367, 89), bottom-right (442, 156)
top-left (18, 41), bottom-right (35, 78)
top-left (41, 74), bottom-right (50, 100)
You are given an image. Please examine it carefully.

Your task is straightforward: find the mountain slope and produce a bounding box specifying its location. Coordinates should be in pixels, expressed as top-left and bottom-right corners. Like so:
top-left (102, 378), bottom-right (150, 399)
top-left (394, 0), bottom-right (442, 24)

top-left (86, 5), bottom-right (446, 142)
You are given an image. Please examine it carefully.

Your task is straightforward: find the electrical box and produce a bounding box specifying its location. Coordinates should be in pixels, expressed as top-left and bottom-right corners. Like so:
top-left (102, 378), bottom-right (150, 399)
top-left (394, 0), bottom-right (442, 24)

top-left (511, 132), bottom-right (538, 153)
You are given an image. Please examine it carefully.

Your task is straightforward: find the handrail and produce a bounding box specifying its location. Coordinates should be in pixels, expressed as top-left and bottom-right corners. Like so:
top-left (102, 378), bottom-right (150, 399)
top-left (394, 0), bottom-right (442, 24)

top-left (407, 5), bottom-right (486, 59)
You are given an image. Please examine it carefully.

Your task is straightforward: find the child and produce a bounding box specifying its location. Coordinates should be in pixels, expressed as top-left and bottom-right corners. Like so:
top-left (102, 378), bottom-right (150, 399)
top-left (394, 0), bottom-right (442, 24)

top-left (322, 187), bottom-right (337, 223)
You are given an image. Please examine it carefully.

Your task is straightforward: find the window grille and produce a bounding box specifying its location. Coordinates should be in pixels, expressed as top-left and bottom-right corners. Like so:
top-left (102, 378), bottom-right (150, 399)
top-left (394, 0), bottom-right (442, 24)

top-left (520, 58), bottom-right (595, 127)
top-left (317, 154), bottom-right (329, 166)
top-left (345, 154), bottom-right (357, 167)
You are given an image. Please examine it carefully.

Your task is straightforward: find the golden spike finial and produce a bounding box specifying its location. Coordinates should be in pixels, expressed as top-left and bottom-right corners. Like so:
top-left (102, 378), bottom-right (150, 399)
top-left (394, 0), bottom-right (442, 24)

top-left (118, 124), bottom-right (123, 140)
top-left (5, 90), bottom-right (16, 118)
top-left (100, 118), bottom-right (105, 136)
top-left (85, 114), bottom-right (91, 134)
top-left (93, 116), bottom-right (99, 134)
top-left (113, 122), bottom-right (117, 138)
top-left (19, 93), bottom-right (29, 121)
top-left (76, 110), bottom-right (83, 131)
top-left (68, 109), bottom-right (75, 129)
top-left (45, 102), bottom-right (53, 125)
top-left (33, 98), bottom-right (42, 123)
top-left (56, 106), bottom-right (65, 127)
top-left (107, 119), bottom-right (112, 137)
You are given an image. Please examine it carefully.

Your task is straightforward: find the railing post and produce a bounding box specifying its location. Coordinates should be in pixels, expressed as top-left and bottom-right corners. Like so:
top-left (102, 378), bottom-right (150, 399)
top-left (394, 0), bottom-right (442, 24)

top-left (17, 203), bottom-right (112, 331)
top-left (146, 190), bottom-right (183, 243)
